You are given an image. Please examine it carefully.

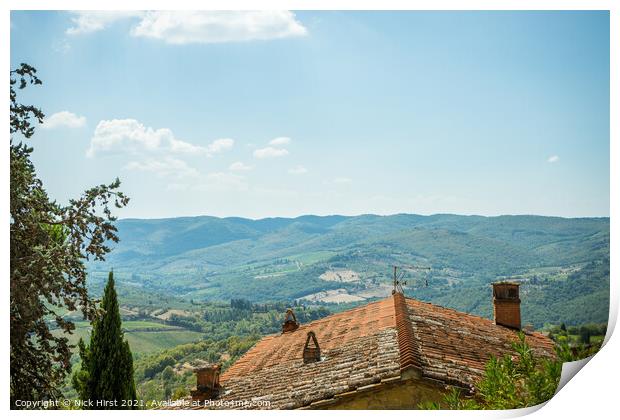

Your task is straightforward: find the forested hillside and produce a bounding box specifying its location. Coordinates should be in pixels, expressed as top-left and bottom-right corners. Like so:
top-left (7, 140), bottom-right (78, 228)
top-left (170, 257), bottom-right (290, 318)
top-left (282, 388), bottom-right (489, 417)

top-left (86, 214), bottom-right (609, 328)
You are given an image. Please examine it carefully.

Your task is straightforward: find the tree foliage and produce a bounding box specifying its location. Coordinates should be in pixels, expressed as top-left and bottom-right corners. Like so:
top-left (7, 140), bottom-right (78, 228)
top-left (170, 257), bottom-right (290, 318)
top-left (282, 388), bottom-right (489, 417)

top-left (549, 323), bottom-right (605, 362)
top-left (419, 332), bottom-right (562, 410)
top-left (10, 63), bottom-right (129, 407)
top-left (72, 273), bottom-right (137, 408)
top-left (133, 334), bottom-right (259, 404)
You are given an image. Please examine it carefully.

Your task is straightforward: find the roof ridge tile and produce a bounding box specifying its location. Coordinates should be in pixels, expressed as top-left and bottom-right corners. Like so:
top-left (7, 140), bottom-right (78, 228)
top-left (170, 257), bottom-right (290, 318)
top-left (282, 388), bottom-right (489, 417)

top-left (392, 292), bottom-right (424, 374)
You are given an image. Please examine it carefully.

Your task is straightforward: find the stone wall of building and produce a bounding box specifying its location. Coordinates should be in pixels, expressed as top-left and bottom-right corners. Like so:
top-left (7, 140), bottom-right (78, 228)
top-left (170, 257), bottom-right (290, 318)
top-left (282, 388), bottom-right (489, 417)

top-left (318, 377), bottom-right (446, 410)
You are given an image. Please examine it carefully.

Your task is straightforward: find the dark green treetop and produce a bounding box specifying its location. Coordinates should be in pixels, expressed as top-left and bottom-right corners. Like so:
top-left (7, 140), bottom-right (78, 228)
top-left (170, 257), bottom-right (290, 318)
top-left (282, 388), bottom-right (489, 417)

top-left (73, 272), bottom-right (137, 408)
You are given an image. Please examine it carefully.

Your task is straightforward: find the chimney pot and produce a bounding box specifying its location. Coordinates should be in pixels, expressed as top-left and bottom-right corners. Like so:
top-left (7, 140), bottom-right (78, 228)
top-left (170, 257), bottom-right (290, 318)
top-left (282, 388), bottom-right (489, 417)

top-left (303, 331), bottom-right (321, 363)
top-left (492, 281), bottom-right (521, 330)
top-left (282, 308), bottom-right (299, 333)
top-left (190, 363), bottom-right (221, 402)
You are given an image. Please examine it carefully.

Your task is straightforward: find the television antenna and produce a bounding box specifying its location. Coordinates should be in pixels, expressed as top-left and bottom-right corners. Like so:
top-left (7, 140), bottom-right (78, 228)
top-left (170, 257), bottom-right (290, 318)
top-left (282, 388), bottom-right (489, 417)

top-left (391, 265), bottom-right (431, 295)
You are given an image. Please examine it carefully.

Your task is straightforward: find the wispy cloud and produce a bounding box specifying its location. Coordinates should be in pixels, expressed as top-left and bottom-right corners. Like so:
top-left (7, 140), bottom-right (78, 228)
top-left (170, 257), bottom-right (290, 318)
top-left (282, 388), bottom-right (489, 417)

top-left (547, 155), bottom-right (560, 163)
top-left (66, 11), bottom-right (144, 35)
top-left (253, 146), bottom-right (289, 159)
top-left (269, 136), bottom-right (291, 146)
top-left (168, 172), bottom-right (248, 192)
top-left (208, 138), bottom-right (235, 153)
top-left (66, 11), bottom-right (307, 44)
top-left (52, 39), bottom-right (71, 54)
top-left (202, 172), bottom-right (248, 191)
top-left (332, 177), bottom-right (352, 184)
top-left (288, 165), bottom-right (308, 174)
top-left (41, 111), bottom-right (86, 129)
top-left (86, 119), bottom-right (233, 158)
top-left (124, 157), bottom-right (199, 179)
top-left (229, 161), bottom-right (253, 171)
top-left (172, 137), bottom-right (234, 155)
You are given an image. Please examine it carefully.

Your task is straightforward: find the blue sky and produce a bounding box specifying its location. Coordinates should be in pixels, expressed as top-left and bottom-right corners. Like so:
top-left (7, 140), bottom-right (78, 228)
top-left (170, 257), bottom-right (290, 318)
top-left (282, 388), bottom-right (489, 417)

top-left (10, 11), bottom-right (609, 219)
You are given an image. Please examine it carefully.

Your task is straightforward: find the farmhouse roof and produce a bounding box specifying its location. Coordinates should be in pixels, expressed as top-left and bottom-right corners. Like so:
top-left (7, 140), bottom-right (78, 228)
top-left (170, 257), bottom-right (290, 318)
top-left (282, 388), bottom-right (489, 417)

top-left (184, 293), bottom-right (556, 409)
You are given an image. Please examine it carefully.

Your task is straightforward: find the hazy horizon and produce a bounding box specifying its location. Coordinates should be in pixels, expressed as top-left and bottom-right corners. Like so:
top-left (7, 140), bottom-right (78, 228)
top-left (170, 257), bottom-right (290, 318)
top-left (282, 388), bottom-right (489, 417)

top-left (116, 211), bottom-right (611, 222)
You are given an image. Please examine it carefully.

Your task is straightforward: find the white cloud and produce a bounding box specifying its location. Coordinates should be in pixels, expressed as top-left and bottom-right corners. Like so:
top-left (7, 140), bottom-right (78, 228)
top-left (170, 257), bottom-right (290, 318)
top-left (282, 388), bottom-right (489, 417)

top-left (168, 138), bottom-right (208, 155)
top-left (269, 136), bottom-right (291, 146)
top-left (127, 158), bottom-right (253, 191)
top-left (547, 155), bottom-right (560, 163)
top-left (66, 11), bottom-right (144, 35)
top-left (229, 161), bottom-right (253, 171)
top-left (130, 11), bottom-right (307, 44)
top-left (86, 119), bottom-right (234, 158)
top-left (288, 165), bottom-right (308, 174)
top-left (253, 146), bottom-right (289, 159)
top-left (169, 137), bottom-right (234, 155)
top-left (124, 157), bottom-right (199, 179)
top-left (87, 119), bottom-right (169, 157)
top-left (206, 138), bottom-right (235, 153)
top-left (41, 111), bottom-right (86, 129)
top-left (65, 11), bottom-right (307, 44)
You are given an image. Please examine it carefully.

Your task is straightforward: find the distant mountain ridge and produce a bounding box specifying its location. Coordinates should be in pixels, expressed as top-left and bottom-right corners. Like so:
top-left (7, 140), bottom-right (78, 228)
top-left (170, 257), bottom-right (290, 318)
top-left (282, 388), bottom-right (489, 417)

top-left (88, 213), bottom-right (609, 328)
top-left (100, 213), bottom-right (608, 266)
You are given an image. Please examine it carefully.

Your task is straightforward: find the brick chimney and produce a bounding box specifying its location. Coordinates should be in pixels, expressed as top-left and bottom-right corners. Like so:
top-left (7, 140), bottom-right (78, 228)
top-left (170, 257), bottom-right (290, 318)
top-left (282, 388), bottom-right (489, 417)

top-left (303, 331), bottom-right (321, 363)
top-left (282, 308), bottom-right (299, 333)
top-left (190, 364), bottom-right (221, 402)
top-left (492, 282), bottom-right (521, 330)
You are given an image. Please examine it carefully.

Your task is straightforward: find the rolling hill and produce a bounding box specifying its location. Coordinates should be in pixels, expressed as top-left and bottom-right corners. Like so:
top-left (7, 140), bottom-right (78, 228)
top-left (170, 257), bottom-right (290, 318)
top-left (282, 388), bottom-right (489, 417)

top-left (87, 213), bottom-right (610, 328)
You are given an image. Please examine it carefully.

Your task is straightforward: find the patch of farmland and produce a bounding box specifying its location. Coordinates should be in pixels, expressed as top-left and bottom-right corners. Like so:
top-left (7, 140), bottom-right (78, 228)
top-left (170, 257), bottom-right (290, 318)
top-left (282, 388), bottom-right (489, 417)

top-left (319, 270), bottom-right (360, 283)
top-left (300, 289), bottom-right (365, 303)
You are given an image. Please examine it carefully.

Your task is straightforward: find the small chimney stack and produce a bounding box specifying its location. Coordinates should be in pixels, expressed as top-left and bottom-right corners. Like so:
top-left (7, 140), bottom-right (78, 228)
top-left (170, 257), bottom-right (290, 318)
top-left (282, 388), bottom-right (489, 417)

top-left (190, 364), bottom-right (221, 402)
top-left (492, 282), bottom-right (521, 330)
top-left (282, 308), bottom-right (299, 333)
top-left (303, 331), bottom-right (321, 363)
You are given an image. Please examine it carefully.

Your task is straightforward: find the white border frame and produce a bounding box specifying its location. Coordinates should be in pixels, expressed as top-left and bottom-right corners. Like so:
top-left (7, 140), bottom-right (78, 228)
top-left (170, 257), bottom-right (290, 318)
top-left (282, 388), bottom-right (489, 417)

top-left (2, 2), bottom-right (617, 419)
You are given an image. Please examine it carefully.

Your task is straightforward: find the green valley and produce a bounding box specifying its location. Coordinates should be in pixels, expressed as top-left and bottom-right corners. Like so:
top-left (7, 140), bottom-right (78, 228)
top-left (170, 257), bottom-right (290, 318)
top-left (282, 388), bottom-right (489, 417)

top-left (85, 213), bottom-right (609, 328)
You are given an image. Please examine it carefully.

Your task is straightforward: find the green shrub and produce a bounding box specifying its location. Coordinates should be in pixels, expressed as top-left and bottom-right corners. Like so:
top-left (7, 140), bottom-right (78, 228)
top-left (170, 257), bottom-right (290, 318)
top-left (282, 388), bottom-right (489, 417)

top-left (419, 332), bottom-right (562, 409)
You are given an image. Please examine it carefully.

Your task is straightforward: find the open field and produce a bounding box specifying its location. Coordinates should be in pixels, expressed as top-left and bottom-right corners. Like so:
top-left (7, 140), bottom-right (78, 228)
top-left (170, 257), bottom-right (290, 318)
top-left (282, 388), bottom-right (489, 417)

top-left (300, 289), bottom-right (365, 303)
top-left (54, 320), bottom-right (204, 357)
top-left (319, 269), bottom-right (360, 282)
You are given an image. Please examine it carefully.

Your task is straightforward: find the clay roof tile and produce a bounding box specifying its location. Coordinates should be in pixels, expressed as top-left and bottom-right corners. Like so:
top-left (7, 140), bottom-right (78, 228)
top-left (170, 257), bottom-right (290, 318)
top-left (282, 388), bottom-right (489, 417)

top-left (185, 293), bottom-right (556, 410)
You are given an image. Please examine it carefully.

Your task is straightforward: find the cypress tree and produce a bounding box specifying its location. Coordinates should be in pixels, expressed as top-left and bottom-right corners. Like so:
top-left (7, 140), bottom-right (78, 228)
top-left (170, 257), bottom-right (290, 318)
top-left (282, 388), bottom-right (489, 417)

top-left (73, 272), bottom-right (137, 409)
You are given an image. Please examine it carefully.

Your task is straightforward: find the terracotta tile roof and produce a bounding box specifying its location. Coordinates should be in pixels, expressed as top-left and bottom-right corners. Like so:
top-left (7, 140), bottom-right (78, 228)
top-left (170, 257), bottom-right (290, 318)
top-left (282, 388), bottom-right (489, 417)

top-left (217, 328), bottom-right (401, 409)
top-left (402, 297), bottom-right (556, 388)
top-left (221, 297), bottom-right (396, 381)
top-left (393, 292), bottom-right (424, 372)
top-left (185, 293), bottom-right (556, 409)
